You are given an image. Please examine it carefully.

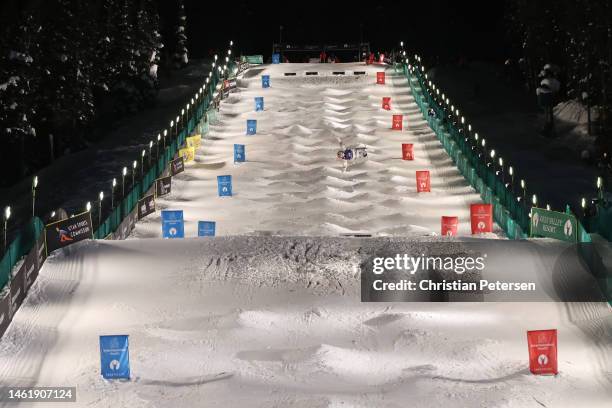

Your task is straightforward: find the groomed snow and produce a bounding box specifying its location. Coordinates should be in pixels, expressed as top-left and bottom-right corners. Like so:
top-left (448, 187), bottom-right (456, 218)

top-left (0, 63), bottom-right (610, 407)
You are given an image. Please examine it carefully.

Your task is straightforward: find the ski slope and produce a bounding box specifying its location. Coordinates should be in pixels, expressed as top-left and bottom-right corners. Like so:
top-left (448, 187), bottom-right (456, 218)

top-left (131, 62), bottom-right (500, 238)
top-left (0, 63), bottom-right (611, 408)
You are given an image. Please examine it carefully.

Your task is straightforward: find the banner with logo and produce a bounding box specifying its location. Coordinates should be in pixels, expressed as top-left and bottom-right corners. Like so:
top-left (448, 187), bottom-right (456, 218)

top-left (198, 221), bottom-right (216, 237)
top-left (186, 135), bottom-right (202, 149)
top-left (217, 175), bottom-right (233, 197)
top-left (441, 216), bottom-right (458, 236)
top-left (234, 144), bottom-right (245, 163)
top-left (272, 53), bottom-right (280, 64)
top-left (170, 156), bottom-right (184, 176)
top-left (255, 97), bottom-right (264, 112)
top-left (243, 55), bottom-right (264, 64)
top-left (99, 335), bottom-right (131, 379)
top-left (179, 147), bottom-right (195, 163)
top-left (530, 208), bottom-right (577, 243)
top-left (0, 292), bottom-right (10, 338)
top-left (527, 329), bottom-right (558, 375)
top-left (416, 171), bottom-right (431, 192)
top-left (262, 75), bottom-right (270, 88)
top-left (137, 194), bottom-right (156, 220)
top-left (392, 114), bottom-right (403, 130)
top-left (228, 78), bottom-right (237, 91)
top-left (402, 143), bottom-right (413, 160)
top-left (156, 176), bottom-right (172, 197)
top-left (382, 97), bottom-right (391, 110)
top-left (246, 119), bottom-right (257, 135)
top-left (376, 72), bottom-right (385, 84)
top-left (470, 203), bottom-right (493, 234)
top-left (44, 212), bottom-right (93, 255)
top-left (161, 210), bottom-right (184, 239)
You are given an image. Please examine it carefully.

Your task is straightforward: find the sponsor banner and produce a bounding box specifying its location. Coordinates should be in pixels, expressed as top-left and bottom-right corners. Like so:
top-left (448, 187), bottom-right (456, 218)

top-left (217, 175), bottom-right (233, 197)
top-left (170, 156), bottom-right (185, 176)
top-left (392, 114), bottom-right (403, 130)
top-left (44, 212), bottom-right (93, 255)
top-left (23, 242), bottom-right (39, 291)
top-left (255, 97), bottom-right (264, 112)
top-left (244, 55), bottom-right (264, 64)
top-left (416, 171), bottom-right (431, 193)
top-left (186, 135), bottom-right (202, 149)
top-left (228, 78), bottom-right (237, 91)
top-left (530, 208), bottom-right (577, 243)
top-left (234, 144), bottom-right (245, 163)
top-left (161, 210), bottom-right (184, 239)
top-left (10, 261), bottom-right (26, 318)
top-left (262, 75), bottom-right (270, 88)
top-left (441, 216), bottom-right (459, 237)
top-left (382, 97), bottom-right (391, 110)
top-left (470, 203), bottom-right (493, 234)
top-left (527, 329), bottom-right (558, 375)
top-left (376, 71), bottom-right (385, 84)
top-left (246, 119), bottom-right (257, 135)
top-left (198, 221), bottom-right (216, 237)
top-left (100, 335), bottom-right (131, 379)
top-left (402, 143), bottom-right (414, 160)
top-left (179, 147), bottom-right (195, 163)
top-left (156, 176), bottom-right (172, 197)
top-left (272, 53), bottom-right (280, 64)
top-left (137, 194), bottom-right (155, 220)
top-left (0, 291), bottom-right (10, 338)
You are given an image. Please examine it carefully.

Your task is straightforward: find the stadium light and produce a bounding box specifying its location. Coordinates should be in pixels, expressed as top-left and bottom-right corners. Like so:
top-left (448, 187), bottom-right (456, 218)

top-left (546, 204), bottom-right (551, 211)
top-left (474, 133), bottom-right (479, 141)
top-left (86, 201), bottom-right (92, 212)
top-left (490, 149), bottom-right (496, 159)
top-left (532, 194), bottom-right (538, 207)
top-left (230, 40), bottom-right (233, 46)
top-left (468, 124), bottom-right (472, 132)
top-left (581, 197), bottom-right (586, 209)
top-left (214, 54), bottom-right (218, 61)
top-left (32, 175), bottom-right (38, 217)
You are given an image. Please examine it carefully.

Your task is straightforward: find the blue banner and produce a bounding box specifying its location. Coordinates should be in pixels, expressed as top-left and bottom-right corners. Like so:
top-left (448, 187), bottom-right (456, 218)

top-left (246, 119), bottom-right (257, 135)
top-left (198, 221), bottom-right (216, 237)
top-left (272, 53), bottom-right (280, 64)
top-left (161, 210), bottom-right (185, 239)
top-left (234, 144), bottom-right (245, 163)
top-left (217, 175), bottom-right (233, 197)
top-left (99, 335), bottom-right (130, 380)
top-left (262, 75), bottom-right (270, 88)
top-left (255, 97), bottom-right (264, 112)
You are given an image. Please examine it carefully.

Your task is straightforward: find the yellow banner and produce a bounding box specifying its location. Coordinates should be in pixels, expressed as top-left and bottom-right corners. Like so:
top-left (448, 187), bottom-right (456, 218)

top-left (186, 135), bottom-right (202, 148)
top-left (179, 147), bottom-right (196, 163)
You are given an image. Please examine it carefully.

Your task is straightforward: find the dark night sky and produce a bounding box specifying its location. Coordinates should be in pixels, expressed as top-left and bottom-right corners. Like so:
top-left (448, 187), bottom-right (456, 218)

top-left (184, 0), bottom-right (508, 61)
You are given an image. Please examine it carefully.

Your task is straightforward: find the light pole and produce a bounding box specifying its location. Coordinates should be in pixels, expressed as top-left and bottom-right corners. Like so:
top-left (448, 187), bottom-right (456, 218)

top-left (86, 201), bottom-right (91, 213)
top-left (156, 134), bottom-right (161, 159)
top-left (181, 109), bottom-right (185, 131)
top-left (597, 176), bottom-right (603, 200)
top-left (509, 166), bottom-right (514, 188)
top-left (111, 178), bottom-right (117, 209)
top-left (122, 167), bottom-right (127, 197)
top-left (98, 191), bottom-right (104, 228)
top-left (149, 141), bottom-right (153, 167)
top-left (176, 115), bottom-right (180, 136)
top-left (520, 179), bottom-right (526, 203)
top-left (141, 149), bottom-right (145, 176)
top-left (163, 130), bottom-right (167, 150)
top-left (170, 120), bottom-right (175, 139)
top-left (31, 176), bottom-right (38, 217)
top-left (3, 206), bottom-right (10, 255)
top-left (132, 160), bottom-right (137, 188)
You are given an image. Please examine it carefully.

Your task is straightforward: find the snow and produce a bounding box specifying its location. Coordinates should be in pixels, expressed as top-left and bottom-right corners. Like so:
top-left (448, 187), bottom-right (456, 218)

top-left (0, 63), bottom-right (610, 407)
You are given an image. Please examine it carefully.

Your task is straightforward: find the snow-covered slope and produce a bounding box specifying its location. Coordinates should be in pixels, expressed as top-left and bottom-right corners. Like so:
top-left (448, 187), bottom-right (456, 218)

top-left (131, 63), bottom-right (499, 238)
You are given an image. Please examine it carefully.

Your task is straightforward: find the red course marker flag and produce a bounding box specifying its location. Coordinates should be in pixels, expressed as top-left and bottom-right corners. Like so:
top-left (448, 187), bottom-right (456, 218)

top-left (376, 72), bottom-right (385, 85)
top-left (527, 329), bottom-right (558, 375)
top-left (470, 203), bottom-right (493, 234)
top-left (392, 115), bottom-right (403, 130)
top-left (402, 143), bottom-right (414, 160)
top-left (382, 97), bottom-right (391, 110)
top-left (441, 216), bottom-right (458, 236)
top-left (416, 171), bottom-right (431, 192)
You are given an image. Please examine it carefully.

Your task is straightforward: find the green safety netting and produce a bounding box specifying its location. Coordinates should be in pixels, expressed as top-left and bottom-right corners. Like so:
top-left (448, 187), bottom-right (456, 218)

top-left (0, 217), bottom-right (44, 289)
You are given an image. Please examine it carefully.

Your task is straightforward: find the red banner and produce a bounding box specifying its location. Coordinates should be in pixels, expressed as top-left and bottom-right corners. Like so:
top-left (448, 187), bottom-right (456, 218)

top-left (392, 114), bottom-right (403, 130)
top-left (527, 329), bottom-right (558, 375)
top-left (470, 203), bottom-right (493, 234)
top-left (416, 171), bottom-right (431, 192)
top-left (402, 143), bottom-right (414, 160)
top-left (376, 72), bottom-right (385, 85)
top-left (382, 97), bottom-right (391, 110)
top-left (441, 216), bottom-right (458, 236)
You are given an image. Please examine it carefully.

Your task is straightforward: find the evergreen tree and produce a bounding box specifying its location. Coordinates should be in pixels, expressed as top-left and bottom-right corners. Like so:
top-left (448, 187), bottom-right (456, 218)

top-left (173, 0), bottom-right (188, 69)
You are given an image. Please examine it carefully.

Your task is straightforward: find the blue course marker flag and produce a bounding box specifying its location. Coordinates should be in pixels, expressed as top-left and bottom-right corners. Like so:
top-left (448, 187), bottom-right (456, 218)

top-left (262, 75), bottom-right (270, 88)
top-left (161, 209), bottom-right (185, 238)
top-left (255, 97), bottom-right (264, 112)
top-left (246, 119), bottom-right (257, 135)
top-left (100, 335), bottom-right (131, 380)
top-left (234, 144), bottom-right (245, 163)
top-left (272, 53), bottom-right (280, 64)
top-left (217, 175), bottom-right (233, 197)
top-left (198, 221), bottom-right (216, 237)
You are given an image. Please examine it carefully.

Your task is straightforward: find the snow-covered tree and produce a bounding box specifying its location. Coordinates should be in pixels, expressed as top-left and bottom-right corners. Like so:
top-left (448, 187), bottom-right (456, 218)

top-left (172, 0), bottom-right (189, 69)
